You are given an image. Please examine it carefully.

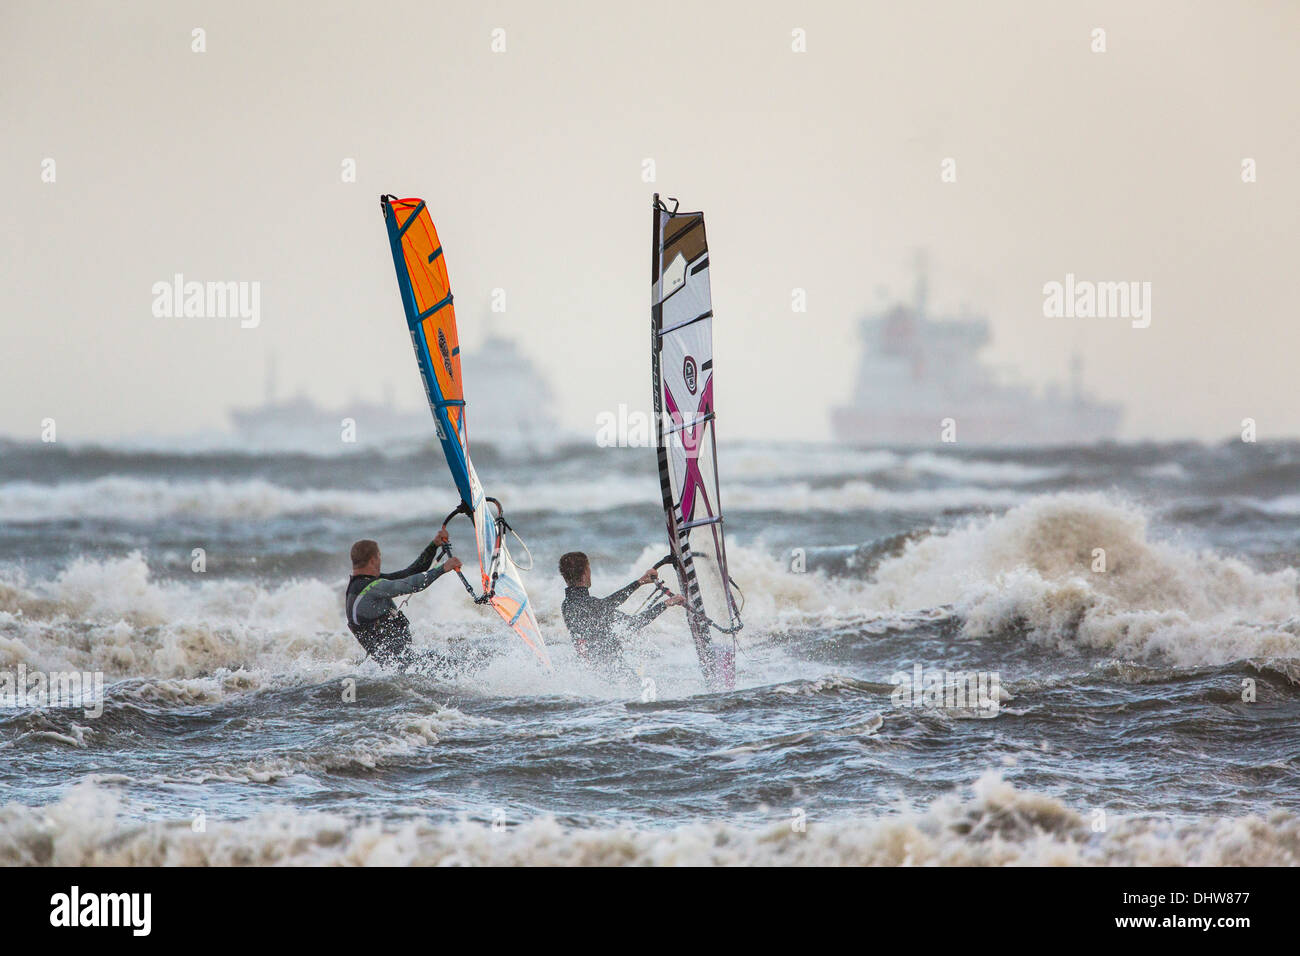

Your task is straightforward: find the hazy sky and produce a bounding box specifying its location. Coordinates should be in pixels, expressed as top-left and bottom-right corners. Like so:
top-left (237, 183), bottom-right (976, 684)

top-left (3, 0), bottom-right (1297, 444)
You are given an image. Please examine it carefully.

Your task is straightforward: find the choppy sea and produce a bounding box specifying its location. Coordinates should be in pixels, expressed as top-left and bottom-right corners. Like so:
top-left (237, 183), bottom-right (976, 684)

top-left (2, 437), bottom-right (1298, 865)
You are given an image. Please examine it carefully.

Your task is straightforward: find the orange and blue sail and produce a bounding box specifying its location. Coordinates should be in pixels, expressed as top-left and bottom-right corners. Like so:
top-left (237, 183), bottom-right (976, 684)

top-left (381, 197), bottom-right (472, 505)
top-left (380, 195), bottom-right (550, 668)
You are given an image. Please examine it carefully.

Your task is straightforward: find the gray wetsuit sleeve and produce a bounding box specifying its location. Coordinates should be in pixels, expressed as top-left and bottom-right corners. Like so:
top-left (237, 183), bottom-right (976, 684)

top-left (354, 565), bottom-right (445, 620)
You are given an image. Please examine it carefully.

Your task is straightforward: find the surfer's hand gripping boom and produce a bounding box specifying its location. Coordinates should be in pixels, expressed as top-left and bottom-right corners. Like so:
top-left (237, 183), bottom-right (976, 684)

top-left (432, 528), bottom-right (472, 596)
top-left (434, 504), bottom-right (498, 605)
top-left (636, 580), bottom-right (684, 614)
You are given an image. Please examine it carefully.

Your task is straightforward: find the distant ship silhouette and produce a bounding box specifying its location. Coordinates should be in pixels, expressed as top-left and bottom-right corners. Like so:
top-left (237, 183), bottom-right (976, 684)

top-left (831, 265), bottom-right (1122, 447)
top-left (230, 329), bottom-right (558, 454)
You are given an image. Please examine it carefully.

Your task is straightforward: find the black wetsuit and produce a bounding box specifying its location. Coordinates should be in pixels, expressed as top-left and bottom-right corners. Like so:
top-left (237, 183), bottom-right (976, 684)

top-left (561, 581), bottom-right (668, 679)
top-left (345, 541), bottom-right (446, 667)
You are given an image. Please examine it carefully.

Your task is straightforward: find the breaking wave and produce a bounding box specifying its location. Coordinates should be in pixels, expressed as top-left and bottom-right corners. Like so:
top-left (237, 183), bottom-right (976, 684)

top-left (3, 771), bottom-right (1295, 866)
top-left (862, 493), bottom-right (1300, 667)
top-left (0, 473), bottom-right (1025, 524)
top-left (4, 491), bottom-right (1299, 686)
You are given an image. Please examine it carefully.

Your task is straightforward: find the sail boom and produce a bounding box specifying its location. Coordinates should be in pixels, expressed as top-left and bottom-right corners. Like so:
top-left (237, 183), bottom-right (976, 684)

top-left (677, 515), bottom-right (723, 531)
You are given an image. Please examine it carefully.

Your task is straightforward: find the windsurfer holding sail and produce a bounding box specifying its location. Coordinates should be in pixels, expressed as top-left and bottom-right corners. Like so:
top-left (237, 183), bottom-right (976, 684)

top-left (558, 552), bottom-right (685, 681)
top-left (345, 532), bottom-right (462, 669)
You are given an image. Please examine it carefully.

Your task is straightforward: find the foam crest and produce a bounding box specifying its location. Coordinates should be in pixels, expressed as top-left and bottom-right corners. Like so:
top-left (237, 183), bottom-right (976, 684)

top-left (867, 493), bottom-right (1300, 666)
top-left (4, 772), bottom-right (1296, 866)
top-left (0, 472), bottom-right (1025, 524)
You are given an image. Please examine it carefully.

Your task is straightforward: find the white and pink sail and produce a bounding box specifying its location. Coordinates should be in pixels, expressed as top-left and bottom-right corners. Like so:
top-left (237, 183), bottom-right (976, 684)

top-left (650, 195), bottom-right (744, 691)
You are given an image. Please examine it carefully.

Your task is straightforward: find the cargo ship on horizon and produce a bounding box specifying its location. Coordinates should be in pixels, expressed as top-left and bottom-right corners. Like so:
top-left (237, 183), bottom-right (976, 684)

top-left (831, 272), bottom-right (1123, 447)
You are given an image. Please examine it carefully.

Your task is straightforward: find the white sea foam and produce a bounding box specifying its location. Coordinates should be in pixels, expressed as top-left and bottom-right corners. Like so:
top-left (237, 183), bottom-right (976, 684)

top-left (724, 446), bottom-right (1062, 484)
top-left (3, 771), bottom-right (1295, 866)
top-left (0, 547), bottom-right (819, 696)
top-left (864, 492), bottom-right (1300, 666)
top-left (4, 491), bottom-right (1293, 687)
top-left (0, 472), bottom-right (1024, 524)
top-left (0, 553), bottom-right (359, 679)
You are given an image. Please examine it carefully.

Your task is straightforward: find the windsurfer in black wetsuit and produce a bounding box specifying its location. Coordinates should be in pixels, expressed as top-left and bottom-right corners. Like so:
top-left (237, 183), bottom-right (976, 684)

top-left (345, 532), bottom-right (462, 669)
top-left (559, 551), bottom-right (685, 681)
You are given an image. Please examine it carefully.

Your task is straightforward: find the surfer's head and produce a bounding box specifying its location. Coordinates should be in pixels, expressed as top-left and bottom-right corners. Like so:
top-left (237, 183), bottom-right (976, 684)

top-left (351, 539), bottom-right (381, 575)
top-left (559, 551), bottom-right (591, 587)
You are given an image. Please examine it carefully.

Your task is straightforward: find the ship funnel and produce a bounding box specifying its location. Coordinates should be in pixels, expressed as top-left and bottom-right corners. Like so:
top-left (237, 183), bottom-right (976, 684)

top-left (912, 250), bottom-right (929, 315)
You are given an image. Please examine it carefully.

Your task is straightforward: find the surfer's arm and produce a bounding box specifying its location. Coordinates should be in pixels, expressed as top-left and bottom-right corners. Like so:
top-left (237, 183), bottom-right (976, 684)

top-left (625, 589), bottom-right (689, 633)
top-left (600, 581), bottom-right (642, 609)
top-left (352, 567), bottom-right (446, 622)
top-left (365, 565), bottom-right (448, 602)
top-left (623, 600), bottom-right (669, 633)
top-left (382, 539), bottom-right (443, 580)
